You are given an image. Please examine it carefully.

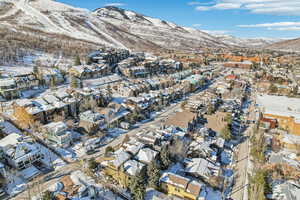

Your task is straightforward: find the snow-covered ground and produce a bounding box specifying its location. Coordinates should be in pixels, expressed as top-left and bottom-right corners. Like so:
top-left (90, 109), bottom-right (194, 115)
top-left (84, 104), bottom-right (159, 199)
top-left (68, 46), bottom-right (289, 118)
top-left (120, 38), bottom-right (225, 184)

top-left (205, 187), bottom-right (222, 200)
top-left (107, 128), bottom-right (127, 138)
top-left (5, 170), bottom-right (27, 197)
top-left (0, 121), bottom-right (23, 135)
top-left (38, 144), bottom-right (66, 170)
top-left (4, 143), bottom-right (65, 197)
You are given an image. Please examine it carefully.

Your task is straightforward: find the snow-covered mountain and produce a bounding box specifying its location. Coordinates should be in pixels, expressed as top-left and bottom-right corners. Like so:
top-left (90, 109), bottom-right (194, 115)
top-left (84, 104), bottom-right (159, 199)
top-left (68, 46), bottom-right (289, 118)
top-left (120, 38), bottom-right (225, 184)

top-left (0, 0), bottom-right (282, 52)
top-left (93, 6), bottom-right (230, 50)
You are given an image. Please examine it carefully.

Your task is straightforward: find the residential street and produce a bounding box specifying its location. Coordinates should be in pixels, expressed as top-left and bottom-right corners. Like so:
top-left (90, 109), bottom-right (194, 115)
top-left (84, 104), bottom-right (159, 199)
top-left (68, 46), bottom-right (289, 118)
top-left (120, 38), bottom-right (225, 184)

top-left (11, 83), bottom-right (215, 200)
top-left (231, 97), bottom-right (256, 200)
top-left (231, 128), bottom-right (250, 200)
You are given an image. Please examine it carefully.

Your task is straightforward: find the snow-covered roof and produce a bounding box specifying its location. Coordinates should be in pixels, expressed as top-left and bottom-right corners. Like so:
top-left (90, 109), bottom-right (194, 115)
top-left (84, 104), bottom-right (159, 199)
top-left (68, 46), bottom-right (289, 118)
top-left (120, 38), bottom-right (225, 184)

top-left (0, 134), bottom-right (41, 162)
top-left (184, 158), bottom-right (220, 179)
top-left (44, 121), bottom-right (68, 136)
top-left (0, 133), bottom-right (21, 148)
top-left (0, 120), bottom-right (22, 135)
top-left (160, 172), bottom-right (189, 189)
top-left (112, 149), bottom-right (131, 168)
top-left (123, 140), bottom-right (144, 155)
top-left (123, 159), bottom-right (145, 176)
top-left (20, 166), bottom-right (41, 180)
top-left (80, 110), bottom-right (104, 122)
top-left (282, 133), bottom-right (300, 144)
top-left (135, 148), bottom-right (158, 164)
top-left (257, 95), bottom-right (300, 120)
top-left (0, 78), bottom-right (16, 87)
top-left (271, 181), bottom-right (300, 200)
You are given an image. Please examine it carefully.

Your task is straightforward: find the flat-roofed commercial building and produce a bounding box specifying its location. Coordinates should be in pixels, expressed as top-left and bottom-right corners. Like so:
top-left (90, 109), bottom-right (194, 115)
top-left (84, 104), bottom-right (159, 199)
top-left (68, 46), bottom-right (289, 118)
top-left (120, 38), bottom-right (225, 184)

top-left (257, 95), bottom-right (300, 136)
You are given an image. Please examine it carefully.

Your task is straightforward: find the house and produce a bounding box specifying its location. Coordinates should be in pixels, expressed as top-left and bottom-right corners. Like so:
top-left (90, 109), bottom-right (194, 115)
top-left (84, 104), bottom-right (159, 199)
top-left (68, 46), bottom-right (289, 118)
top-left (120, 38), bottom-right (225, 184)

top-left (260, 117), bottom-right (277, 129)
top-left (277, 133), bottom-right (300, 151)
top-left (0, 78), bottom-right (19, 100)
top-left (13, 89), bottom-right (80, 127)
top-left (49, 170), bottom-right (113, 200)
top-left (0, 133), bottom-right (43, 170)
top-left (123, 159), bottom-right (146, 176)
top-left (223, 61), bottom-right (253, 69)
top-left (0, 119), bottom-right (22, 137)
top-left (160, 172), bottom-right (205, 200)
top-left (42, 122), bottom-right (73, 147)
top-left (79, 110), bottom-right (105, 134)
top-left (224, 74), bottom-right (237, 81)
top-left (159, 59), bottom-right (183, 74)
top-left (13, 99), bottom-right (44, 127)
top-left (135, 148), bottom-right (159, 164)
top-left (41, 68), bottom-right (65, 86)
top-left (184, 74), bottom-right (206, 92)
top-left (268, 181), bottom-right (300, 200)
top-left (188, 141), bottom-right (215, 160)
top-left (99, 102), bottom-right (131, 128)
top-left (122, 138), bottom-right (145, 155)
top-left (184, 158), bottom-right (220, 181)
top-left (13, 74), bottom-right (39, 92)
top-left (257, 95), bottom-right (300, 136)
top-left (102, 149), bottom-right (131, 187)
top-left (145, 188), bottom-right (175, 200)
top-left (69, 64), bottom-right (110, 80)
top-left (13, 96), bottom-right (69, 127)
top-left (83, 74), bottom-right (123, 88)
top-left (137, 130), bottom-right (162, 146)
top-left (88, 49), bottom-right (130, 65)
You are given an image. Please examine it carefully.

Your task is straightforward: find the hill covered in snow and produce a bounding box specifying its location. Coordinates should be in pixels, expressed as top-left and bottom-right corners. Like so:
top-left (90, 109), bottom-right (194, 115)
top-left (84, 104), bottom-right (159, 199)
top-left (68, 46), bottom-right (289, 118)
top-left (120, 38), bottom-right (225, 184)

top-left (0, 0), bottom-right (284, 54)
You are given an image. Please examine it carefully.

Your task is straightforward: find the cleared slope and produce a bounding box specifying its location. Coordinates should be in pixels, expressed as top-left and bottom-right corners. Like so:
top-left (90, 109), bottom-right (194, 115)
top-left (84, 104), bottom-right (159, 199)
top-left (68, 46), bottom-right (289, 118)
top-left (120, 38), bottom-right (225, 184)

top-left (0, 0), bottom-right (128, 49)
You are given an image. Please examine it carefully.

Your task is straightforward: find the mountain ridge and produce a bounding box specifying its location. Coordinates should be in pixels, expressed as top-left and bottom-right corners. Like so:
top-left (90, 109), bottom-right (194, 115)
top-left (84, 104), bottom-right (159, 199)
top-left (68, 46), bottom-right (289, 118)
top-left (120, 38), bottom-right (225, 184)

top-left (265, 37), bottom-right (300, 52)
top-left (0, 0), bottom-right (288, 53)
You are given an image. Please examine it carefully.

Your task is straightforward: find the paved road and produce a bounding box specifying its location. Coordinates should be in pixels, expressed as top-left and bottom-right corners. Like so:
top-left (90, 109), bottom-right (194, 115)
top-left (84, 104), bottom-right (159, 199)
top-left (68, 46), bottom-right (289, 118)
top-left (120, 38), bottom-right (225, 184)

top-left (231, 97), bottom-right (256, 200)
top-left (231, 128), bottom-right (251, 200)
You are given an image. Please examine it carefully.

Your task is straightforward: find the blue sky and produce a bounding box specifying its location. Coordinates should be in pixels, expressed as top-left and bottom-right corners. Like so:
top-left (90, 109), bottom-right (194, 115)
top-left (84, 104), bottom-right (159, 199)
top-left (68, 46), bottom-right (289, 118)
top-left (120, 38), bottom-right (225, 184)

top-left (58, 0), bottom-right (300, 39)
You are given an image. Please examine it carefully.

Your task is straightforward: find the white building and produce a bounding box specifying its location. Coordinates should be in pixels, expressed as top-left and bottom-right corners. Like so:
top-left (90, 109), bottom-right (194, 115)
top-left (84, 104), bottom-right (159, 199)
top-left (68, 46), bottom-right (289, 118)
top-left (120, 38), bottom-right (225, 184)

top-left (0, 133), bottom-right (43, 170)
top-left (43, 122), bottom-right (73, 147)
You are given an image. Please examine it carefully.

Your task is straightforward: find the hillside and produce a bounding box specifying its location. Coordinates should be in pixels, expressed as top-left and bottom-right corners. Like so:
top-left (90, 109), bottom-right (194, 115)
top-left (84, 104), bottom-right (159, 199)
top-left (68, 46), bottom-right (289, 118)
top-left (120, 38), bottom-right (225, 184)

top-left (93, 6), bottom-right (229, 51)
top-left (214, 35), bottom-right (283, 48)
top-left (0, 0), bottom-right (286, 64)
top-left (265, 38), bottom-right (300, 52)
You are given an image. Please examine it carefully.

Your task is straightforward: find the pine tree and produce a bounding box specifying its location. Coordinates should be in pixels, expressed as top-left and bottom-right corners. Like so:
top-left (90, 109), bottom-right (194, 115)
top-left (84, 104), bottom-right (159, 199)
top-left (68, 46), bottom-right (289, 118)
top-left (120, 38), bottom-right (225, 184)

top-left (147, 161), bottom-right (160, 189)
top-left (293, 85), bottom-right (298, 96)
top-left (50, 76), bottom-right (56, 89)
top-left (269, 83), bottom-right (278, 94)
top-left (220, 125), bottom-right (232, 140)
top-left (129, 174), bottom-right (146, 200)
top-left (87, 56), bottom-right (93, 65)
top-left (74, 55), bottom-right (81, 66)
top-left (88, 158), bottom-right (98, 171)
top-left (33, 65), bottom-right (39, 75)
top-left (160, 145), bottom-right (171, 170)
top-left (207, 102), bottom-right (214, 115)
top-left (70, 76), bottom-right (78, 88)
top-left (107, 85), bottom-right (112, 99)
top-left (41, 191), bottom-right (55, 200)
